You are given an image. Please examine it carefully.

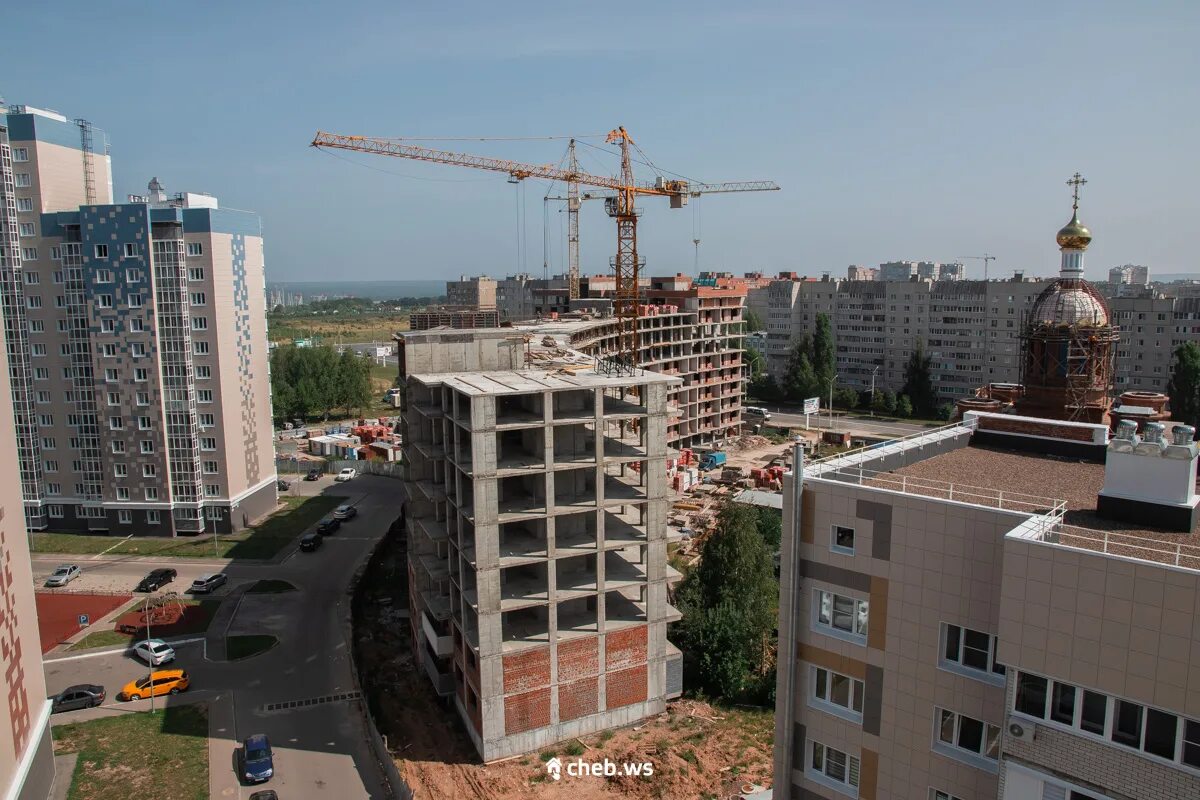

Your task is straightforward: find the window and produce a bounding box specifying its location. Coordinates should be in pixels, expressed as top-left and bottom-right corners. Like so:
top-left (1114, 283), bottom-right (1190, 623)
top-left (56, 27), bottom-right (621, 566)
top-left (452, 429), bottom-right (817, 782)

top-left (199, 413), bottom-right (215, 427)
top-left (138, 416), bottom-right (151, 430)
top-left (16, 197), bottom-right (33, 212)
top-left (59, 343), bottom-right (71, 357)
top-left (26, 295), bottom-right (41, 309)
top-left (95, 269), bottom-right (113, 283)
top-left (40, 437), bottom-right (55, 450)
top-left (197, 389), bottom-right (213, 403)
top-left (118, 510), bottom-right (133, 524)
top-left (125, 268), bottom-right (141, 282)
top-left (190, 292), bottom-right (206, 306)
top-left (113, 464), bottom-right (127, 478)
top-left (101, 319), bottom-right (115, 333)
top-left (116, 487), bottom-right (130, 501)
top-left (141, 464), bottom-right (156, 478)
top-left (34, 368), bottom-right (48, 380)
top-left (18, 222), bottom-right (34, 237)
top-left (144, 510), bottom-right (160, 524)
top-left (931, 792), bottom-right (964, 800)
top-left (12, 147), bottom-right (28, 162)
top-left (111, 441), bottom-right (126, 454)
top-left (188, 267), bottom-right (205, 281)
top-left (139, 441), bottom-right (154, 455)
top-left (812, 666), bottom-right (864, 720)
top-left (108, 417), bottom-right (124, 431)
top-left (128, 294), bottom-right (143, 308)
top-left (191, 316), bottom-right (208, 331)
top-left (30, 343), bottom-right (46, 357)
top-left (195, 365), bottom-right (211, 379)
top-left (50, 247), bottom-right (61, 261)
top-left (205, 484), bottom-right (220, 497)
top-left (129, 318), bottom-right (145, 332)
top-left (203, 461), bottom-right (218, 474)
top-left (831, 525), bottom-right (855, 554)
top-left (936, 707), bottom-right (1000, 764)
top-left (37, 414), bottom-right (53, 426)
top-left (810, 742), bottom-right (859, 793)
top-left (941, 624), bottom-right (1004, 680)
top-left (34, 390), bottom-right (50, 403)
top-left (97, 294), bottom-right (113, 308)
top-left (206, 506), bottom-right (224, 520)
top-left (94, 244), bottom-right (108, 258)
top-left (104, 368), bottom-right (119, 382)
top-left (106, 392), bottom-right (120, 406)
top-left (43, 460), bottom-right (58, 473)
top-left (136, 392), bottom-right (150, 406)
top-left (200, 437), bottom-right (216, 451)
top-left (123, 243), bottom-right (138, 258)
top-left (48, 505), bottom-right (64, 519)
top-left (134, 368), bottom-right (148, 382)
top-left (131, 343), bottom-right (146, 357)
top-left (102, 343), bottom-right (117, 358)
top-left (21, 247), bottom-right (37, 261)
top-left (27, 318), bottom-right (43, 333)
top-left (46, 484), bottom-right (61, 496)
top-left (145, 488), bottom-right (159, 501)
top-left (186, 242), bottom-right (203, 257)
top-left (193, 341), bottom-right (209, 355)
top-left (14, 174), bottom-right (31, 188)
top-left (816, 590), bottom-right (868, 641)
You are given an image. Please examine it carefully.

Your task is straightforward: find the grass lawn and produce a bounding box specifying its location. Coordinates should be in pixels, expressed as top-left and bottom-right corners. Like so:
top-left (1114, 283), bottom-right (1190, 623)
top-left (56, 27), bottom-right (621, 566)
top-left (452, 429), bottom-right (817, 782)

top-left (30, 494), bottom-right (346, 560)
top-left (69, 599), bottom-right (221, 651)
top-left (53, 704), bottom-right (208, 800)
top-left (67, 630), bottom-right (132, 652)
top-left (226, 634), bottom-right (279, 660)
top-left (247, 579), bottom-right (297, 594)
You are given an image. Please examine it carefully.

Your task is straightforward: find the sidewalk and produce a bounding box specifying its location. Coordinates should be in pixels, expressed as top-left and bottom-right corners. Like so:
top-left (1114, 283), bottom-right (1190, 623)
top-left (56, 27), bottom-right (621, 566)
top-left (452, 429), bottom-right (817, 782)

top-left (208, 690), bottom-right (240, 800)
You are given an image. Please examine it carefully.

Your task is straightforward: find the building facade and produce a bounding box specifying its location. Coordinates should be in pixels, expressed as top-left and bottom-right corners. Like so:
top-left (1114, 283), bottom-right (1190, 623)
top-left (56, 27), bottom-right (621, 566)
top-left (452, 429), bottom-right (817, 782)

top-left (1, 105), bottom-right (274, 534)
top-left (398, 328), bottom-right (682, 761)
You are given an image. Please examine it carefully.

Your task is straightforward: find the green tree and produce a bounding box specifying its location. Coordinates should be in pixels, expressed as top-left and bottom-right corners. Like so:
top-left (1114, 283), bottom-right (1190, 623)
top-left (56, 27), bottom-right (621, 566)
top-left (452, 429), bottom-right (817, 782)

top-left (744, 346), bottom-right (766, 381)
top-left (902, 340), bottom-right (938, 416)
top-left (783, 336), bottom-right (819, 404)
top-left (674, 502), bottom-right (777, 701)
top-left (937, 402), bottom-right (955, 421)
top-left (1168, 342), bottom-right (1200, 430)
top-left (882, 389), bottom-right (897, 415)
top-left (754, 507), bottom-right (782, 552)
top-left (833, 386), bottom-right (859, 410)
top-left (812, 313), bottom-right (837, 401)
top-left (870, 390), bottom-right (887, 414)
top-left (896, 394), bottom-right (913, 418)
top-left (744, 308), bottom-right (765, 331)
top-left (749, 374), bottom-right (782, 403)
top-left (337, 350), bottom-right (373, 415)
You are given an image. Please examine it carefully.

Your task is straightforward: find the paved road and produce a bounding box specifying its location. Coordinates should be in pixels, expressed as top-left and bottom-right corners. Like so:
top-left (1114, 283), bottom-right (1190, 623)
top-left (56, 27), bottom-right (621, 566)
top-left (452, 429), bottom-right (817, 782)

top-left (754, 406), bottom-right (936, 438)
top-left (43, 476), bottom-right (399, 800)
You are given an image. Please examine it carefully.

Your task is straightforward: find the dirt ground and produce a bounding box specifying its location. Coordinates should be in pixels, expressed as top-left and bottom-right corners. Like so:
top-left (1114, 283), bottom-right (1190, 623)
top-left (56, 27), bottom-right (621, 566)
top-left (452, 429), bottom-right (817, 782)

top-left (35, 591), bottom-right (131, 653)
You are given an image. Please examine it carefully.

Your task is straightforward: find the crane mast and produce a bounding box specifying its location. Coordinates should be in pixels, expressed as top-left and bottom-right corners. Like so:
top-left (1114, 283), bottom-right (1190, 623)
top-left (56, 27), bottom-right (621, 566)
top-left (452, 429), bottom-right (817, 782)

top-left (567, 140), bottom-right (581, 301)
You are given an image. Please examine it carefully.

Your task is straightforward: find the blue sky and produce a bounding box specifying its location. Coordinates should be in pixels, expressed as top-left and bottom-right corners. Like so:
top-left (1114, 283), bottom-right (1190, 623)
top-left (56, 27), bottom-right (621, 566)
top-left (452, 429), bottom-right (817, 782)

top-left (4, 1), bottom-right (1197, 282)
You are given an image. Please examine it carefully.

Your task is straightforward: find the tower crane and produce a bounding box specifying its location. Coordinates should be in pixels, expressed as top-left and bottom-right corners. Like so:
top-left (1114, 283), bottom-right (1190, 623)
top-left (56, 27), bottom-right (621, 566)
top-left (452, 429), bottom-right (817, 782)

top-left (958, 254), bottom-right (996, 281)
top-left (311, 127), bottom-right (779, 365)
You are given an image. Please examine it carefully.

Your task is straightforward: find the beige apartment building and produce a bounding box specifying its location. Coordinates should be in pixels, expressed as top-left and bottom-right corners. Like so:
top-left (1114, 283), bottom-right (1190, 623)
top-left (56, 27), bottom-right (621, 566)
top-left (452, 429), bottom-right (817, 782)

top-left (773, 412), bottom-right (1200, 800)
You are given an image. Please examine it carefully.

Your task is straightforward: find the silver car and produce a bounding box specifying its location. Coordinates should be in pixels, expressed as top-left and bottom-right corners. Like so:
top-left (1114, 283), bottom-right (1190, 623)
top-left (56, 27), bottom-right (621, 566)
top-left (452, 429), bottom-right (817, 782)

top-left (45, 565), bottom-right (81, 587)
top-left (189, 573), bottom-right (228, 594)
top-left (131, 638), bottom-right (175, 666)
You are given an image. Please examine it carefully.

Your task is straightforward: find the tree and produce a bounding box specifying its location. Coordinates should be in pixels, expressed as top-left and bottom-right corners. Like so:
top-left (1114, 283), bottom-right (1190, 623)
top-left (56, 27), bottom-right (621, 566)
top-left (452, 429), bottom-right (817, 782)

top-left (896, 394), bottom-right (914, 418)
top-left (744, 308), bottom-right (765, 332)
top-left (833, 386), bottom-right (859, 409)
top-left (337, 350), bottom-right (373, 415)
top-left (870, 390), bottom-right (887, 414)
top-left (1168, 342), bottom-right (1200, 430)
top-left (744, 346), bottom-right (766, 381)
top-left (937, 402), bottom-right (955, 421)
top-left (783, 336), bottom-right (819, 404)
top-left (674, 502), bottom-right (777, 701)
top-left (749, 374), bottom-right (782, 403)
top-left (902, 340), bottom-right (938, 416)
top-left (882, 389), bottom-right (897, 416)
top-left (812, 313), bottom-right (837, 401)
top-left (754, 507), bottom-right (782, 552)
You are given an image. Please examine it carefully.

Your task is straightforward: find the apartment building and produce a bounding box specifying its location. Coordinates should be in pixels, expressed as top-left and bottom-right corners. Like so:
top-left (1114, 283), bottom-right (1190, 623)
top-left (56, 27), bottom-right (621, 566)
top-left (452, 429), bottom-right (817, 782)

top-left (398, 328), bottom-right (682, 761)
top-left (447, 275), bottom-right (497, 310)
top-left (1109, 264), bottom-right (1150, 288)
top-left (0, 257), bottom-right (55, 799)
top-left (879, 261), bottom-right (965, 282)
top-left (1, 104), bottom-right (274, 534)
top-left (774, 413), bottom-right (1200, 800)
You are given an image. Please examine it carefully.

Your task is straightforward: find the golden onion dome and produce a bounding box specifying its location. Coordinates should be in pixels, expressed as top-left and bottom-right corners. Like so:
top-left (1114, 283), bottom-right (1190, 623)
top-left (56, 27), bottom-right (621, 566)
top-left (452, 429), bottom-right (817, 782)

top-left (1056, 211), bottom-right (1092, 250)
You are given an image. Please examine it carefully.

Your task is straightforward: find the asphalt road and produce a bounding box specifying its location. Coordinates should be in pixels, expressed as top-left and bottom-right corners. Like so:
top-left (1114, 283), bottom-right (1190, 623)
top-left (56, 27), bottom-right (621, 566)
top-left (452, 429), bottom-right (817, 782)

top-left (754, 406), bottom-right (935, 438)
top-left (42, 475), bottom-right (399, 800)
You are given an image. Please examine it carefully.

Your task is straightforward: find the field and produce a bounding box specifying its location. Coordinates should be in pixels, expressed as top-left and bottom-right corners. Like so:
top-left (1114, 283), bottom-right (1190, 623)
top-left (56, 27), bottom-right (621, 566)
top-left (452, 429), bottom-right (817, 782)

top-left (30, 495), bottom-right (345, 560)
top-left (53, 705), bottom-right (209, 800)
top-left (267, 313), bottom-right (411, 344)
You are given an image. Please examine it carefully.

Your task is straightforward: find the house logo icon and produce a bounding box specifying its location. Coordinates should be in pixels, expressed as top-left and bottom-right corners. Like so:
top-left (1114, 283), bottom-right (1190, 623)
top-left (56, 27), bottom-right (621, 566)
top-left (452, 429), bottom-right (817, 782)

top-left (546, 756), bottom-right (562, 781)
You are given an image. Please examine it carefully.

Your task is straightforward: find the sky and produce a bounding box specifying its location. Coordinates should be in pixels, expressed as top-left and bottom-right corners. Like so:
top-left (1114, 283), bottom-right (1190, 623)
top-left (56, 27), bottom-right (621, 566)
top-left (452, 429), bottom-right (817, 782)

top-left (4, 1), bottom-right (1198, 283)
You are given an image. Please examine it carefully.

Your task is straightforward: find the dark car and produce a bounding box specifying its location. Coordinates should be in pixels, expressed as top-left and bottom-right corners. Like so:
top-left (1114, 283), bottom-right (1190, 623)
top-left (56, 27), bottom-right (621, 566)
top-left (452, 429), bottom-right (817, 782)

top-left (299, 532), bottom-right (323, 552)
top-left (241, 733), bottom-right (275, 784)
top-left (332, 504), bottom-right (357, 521)
top-left (304, 469), bottom-right (321, 481)
top-left (135, 568), bottom-right (177, 593)
top-left (276, 479), bottom-right (291, 491)
top-left (249, 792), bottom-right (279, 800)
top-left (315, 517), bottom-right (341, 536)
top-left (50, 684), bottom-right (105, 713)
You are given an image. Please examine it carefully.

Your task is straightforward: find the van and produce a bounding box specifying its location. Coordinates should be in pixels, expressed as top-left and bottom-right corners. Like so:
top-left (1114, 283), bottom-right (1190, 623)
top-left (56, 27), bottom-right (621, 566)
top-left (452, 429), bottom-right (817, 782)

top-left (744, 406), bottom-right (771, 421)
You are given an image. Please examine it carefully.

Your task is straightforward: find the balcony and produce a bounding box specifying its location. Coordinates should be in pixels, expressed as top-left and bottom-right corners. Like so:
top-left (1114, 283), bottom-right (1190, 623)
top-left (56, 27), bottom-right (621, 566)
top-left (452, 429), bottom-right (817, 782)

top-left (421, 646), bottom-right (454, 696)
top-left (422, 610), bottom-right (453, 658)
top-left (417, 552), bottom-right (449, 583)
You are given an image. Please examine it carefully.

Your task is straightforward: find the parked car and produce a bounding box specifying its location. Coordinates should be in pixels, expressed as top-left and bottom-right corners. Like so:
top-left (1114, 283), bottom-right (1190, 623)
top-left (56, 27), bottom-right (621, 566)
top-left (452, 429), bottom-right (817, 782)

top-left (304, 469), bottom-right (321, 481)
top-left (241, 734), bottom-right (275, 784)
top-left (50, 684), bottom-right (105, 713)
top-left (188, 573), bottom-right (227, 594)
top-left (44, 564), bottom-right (81, 587)
top-left (335, 467), bottom-right (357, 482)
top-left (118, 669), bottom-right (190, 701)
top-left (744, 406), bottom-right (772, 421)
top-left (276, 478), bottom-right (291, 491)
top-left (299, 532), bottom-right (323, 552)
top-left (332, 504), bottom-right (357, 521)
top-left (249, 792), bottom-right (279, 800)
top-left (135, 568), bottom-right (178, 593)
top-left (132, 638), bottom-right (176, 667)
top-left (316, 517), bottom-right (341, 536)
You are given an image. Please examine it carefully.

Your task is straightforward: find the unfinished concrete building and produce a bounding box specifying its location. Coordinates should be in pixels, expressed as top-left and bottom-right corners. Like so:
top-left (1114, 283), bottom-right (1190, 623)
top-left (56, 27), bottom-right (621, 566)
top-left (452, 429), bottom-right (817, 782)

top-left (398, 328), bottom-right (683, 761)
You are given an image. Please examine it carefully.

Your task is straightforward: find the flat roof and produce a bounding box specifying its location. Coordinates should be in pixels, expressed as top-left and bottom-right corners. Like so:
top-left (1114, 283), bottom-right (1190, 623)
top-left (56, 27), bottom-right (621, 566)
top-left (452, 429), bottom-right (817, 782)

top-left (409, 367), bottom-right (677, 396)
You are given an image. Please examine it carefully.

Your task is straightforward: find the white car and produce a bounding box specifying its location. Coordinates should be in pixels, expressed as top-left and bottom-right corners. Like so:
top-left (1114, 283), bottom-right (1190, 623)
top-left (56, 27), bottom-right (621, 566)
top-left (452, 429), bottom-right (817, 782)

top-left (335, 468), bottom-right (357, 482)
top-left (45, 565), bottom-right (81, 587)
top-left (189, 573), bottom-right (228, 594)
top-left (131, 639), bottom-right (175, 666)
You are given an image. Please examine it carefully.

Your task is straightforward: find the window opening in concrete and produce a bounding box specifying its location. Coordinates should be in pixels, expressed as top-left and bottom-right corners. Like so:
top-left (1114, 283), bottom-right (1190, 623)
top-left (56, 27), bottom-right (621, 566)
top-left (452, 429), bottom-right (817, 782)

top-left (553, 423), bottom-right (597, 465)
top-left (501, 606), bottom-right (550, 650)
top-left (499, 519), bottom-right (548, 565)
top-left (555, 511), bottom-right (598, 554)
top-left (557, 595), bottom-right (598, 639)
top-left (554, 467), bottom-right (597, 510)
top-left (497, 427), bottom-right (545, 472)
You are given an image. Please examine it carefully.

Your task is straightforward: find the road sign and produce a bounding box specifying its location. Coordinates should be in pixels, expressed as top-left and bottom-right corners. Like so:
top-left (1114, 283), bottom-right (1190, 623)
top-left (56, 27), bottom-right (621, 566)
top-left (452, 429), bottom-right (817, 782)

top-left (803, 397), bottom-right (820, 415)
top-left (78, 614), bottom-right (89, 627)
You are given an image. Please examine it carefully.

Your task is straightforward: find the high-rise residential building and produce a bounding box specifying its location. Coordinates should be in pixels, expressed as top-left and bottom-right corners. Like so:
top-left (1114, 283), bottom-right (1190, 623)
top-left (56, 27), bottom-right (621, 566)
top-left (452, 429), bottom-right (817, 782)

top-left (397, 328), bottom-right (682, 761)
top-left (773, 412), bottom-right (1200, 800)
top-left (1, 104), bottom-right (275, 534)
top-left (0, 234), bottom-right (56, 795)
top-left (447, 275), bottom-right (497, 310)
top-left (878, 261), bottom-right (964, 282)
top-left (847, 265), bottom-right (878, 281)
top-left (1109, 264), bottom-right (1150, 287)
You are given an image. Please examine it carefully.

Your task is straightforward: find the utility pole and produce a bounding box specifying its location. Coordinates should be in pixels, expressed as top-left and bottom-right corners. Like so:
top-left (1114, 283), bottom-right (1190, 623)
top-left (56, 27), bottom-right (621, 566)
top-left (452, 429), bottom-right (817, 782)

top-left (145, 596), bottom-right (155, 714)
top-left (829, 373), bottom-right (838, 431)
top-left (870, 365), bottom-right (880, 416)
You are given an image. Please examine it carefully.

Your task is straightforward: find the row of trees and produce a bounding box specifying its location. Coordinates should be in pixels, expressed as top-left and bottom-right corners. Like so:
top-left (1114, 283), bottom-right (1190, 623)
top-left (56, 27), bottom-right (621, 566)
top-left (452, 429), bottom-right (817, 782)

top-left (269, 344), bottom-right (375, 423)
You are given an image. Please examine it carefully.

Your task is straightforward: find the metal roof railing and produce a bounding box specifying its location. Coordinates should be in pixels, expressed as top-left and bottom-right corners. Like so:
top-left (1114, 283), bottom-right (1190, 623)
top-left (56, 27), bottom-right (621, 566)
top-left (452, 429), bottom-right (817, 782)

top-left (1033, 522), bottom-right (1200, 572)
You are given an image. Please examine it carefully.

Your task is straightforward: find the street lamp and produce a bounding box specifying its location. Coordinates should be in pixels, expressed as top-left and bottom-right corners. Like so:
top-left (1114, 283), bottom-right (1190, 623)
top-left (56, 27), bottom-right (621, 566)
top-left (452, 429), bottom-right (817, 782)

top-left (145, 594), bottom-right (155, 714)
top-left (869, 365), bottom-right (881, 416)
top-left (829, 373), bottom-right (838, 430)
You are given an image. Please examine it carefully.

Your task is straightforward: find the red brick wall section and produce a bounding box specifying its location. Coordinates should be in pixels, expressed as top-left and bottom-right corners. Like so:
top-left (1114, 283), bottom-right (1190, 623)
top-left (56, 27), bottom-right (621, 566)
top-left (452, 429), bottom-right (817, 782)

top-left (558, 676), bottom-right (599, 722)
top-left (505, 687), bottom-right (551, 734)
top-left (978, 415), bottom-right (1096, 442)
top-left (557, 636), bottom-right (599, 682)
top-left (605, 665), bottom-right (648, 709)
top-left (605, 625), bottom-right (647, 670)
top-left (502, 646), bottom-right (551, 694)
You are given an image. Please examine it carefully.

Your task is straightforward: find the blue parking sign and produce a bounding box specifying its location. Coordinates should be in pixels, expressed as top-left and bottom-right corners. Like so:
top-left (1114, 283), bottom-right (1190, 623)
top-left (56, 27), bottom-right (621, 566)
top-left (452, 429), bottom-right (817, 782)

top-left (78, 614), bottom-right (89, 627)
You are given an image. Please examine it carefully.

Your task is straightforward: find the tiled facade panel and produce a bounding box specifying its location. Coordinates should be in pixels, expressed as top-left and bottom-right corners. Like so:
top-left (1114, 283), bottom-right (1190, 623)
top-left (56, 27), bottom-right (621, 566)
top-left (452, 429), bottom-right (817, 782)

top-left (502, 647), bottom-right (551, 694)
top-left (605, 625), bottom-right (647, 671)
top-left (504, 687), bottom-right (551, 735)
top-left (1000, 539), bottom-right (1200, 718)
top-left (558, 676), bottom-right (599, 722)
top-left (557, 636), bottom-right (599, 682)
top-left (604, 664), bottom-right (647, 709)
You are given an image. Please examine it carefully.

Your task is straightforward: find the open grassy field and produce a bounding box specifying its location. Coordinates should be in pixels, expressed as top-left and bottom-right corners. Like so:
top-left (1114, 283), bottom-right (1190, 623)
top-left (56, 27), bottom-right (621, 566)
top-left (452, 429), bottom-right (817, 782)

top-left (31, 494), bottom-right (345, 559)
top-left (267, 313), bottom-right (411, 344)
top-left (53, 705), bottom-right (209, 800)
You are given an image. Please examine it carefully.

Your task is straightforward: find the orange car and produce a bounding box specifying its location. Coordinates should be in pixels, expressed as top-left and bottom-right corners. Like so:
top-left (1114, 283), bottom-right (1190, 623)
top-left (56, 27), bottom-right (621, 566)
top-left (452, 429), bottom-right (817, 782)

top-left (118, 669), bottom-right (190, 701)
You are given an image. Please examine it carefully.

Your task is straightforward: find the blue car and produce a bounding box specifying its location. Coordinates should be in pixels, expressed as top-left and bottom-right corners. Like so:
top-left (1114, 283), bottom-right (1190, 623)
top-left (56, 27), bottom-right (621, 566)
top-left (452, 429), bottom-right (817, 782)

top-left (241, 734), bottom-right (274, 784)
